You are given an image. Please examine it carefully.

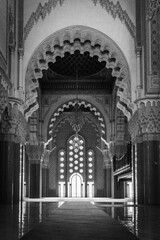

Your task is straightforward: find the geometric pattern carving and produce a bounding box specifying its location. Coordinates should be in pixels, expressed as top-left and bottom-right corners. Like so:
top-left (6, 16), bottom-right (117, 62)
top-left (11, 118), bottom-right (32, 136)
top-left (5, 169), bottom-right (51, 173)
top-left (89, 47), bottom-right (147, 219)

top-left (147, 8), bottom-right (160, 93)
top-left (0, 68), bottom-right (11, 121)
top-left (0, 100), bottom-right (27, 143)
top-left (139, 101), bottom-right (160, 134)
top-left (24, 0), bottom-right (65, 41)
top-left (92, 0), bottom-right (136, 40)
top-left (24, 0), bottom-right (136, 41)
top-left (148, 0), bottom-right (160, 19)
top-left (48, 100), bottom-right (106, 136)
top-left (129, 100), bottom-right (160, 141)
top-left (26, 142), bottom-right (44, 161)
top-left (25, 26), bottom-right (133, 121)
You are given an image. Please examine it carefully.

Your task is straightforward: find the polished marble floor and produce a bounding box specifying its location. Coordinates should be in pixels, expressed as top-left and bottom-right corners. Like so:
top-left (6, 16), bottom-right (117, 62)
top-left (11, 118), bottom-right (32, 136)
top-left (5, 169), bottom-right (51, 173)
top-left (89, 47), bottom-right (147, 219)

top-left (0, 199), bottom-right (160, 240)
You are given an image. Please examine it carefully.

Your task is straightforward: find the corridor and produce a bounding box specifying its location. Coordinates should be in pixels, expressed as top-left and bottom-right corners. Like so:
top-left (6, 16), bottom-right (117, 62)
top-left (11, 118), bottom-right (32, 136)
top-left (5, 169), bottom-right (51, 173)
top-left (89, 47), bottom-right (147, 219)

top-left (19, 201), bottom-right (139, 240)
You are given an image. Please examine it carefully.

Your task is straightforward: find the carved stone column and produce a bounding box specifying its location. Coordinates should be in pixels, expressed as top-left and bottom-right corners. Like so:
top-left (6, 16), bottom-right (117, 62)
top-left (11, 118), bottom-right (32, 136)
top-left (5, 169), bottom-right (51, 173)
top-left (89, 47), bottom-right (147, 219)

top-left (0, 98), bottom-right (27, 203)
top-left (129, 99), bottom-right (160, 204)
top-left (26, 142), bottom-right (44, 198)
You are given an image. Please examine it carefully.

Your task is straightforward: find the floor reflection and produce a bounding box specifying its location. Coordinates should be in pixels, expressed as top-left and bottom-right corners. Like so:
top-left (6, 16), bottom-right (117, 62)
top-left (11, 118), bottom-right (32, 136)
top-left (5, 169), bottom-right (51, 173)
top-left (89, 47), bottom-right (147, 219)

top-left (0, 201), bottom-right (160, 240)
top-left (96, 203), bottom-right (160, 240)
top-left (0, 202), bottom-right (59, 240)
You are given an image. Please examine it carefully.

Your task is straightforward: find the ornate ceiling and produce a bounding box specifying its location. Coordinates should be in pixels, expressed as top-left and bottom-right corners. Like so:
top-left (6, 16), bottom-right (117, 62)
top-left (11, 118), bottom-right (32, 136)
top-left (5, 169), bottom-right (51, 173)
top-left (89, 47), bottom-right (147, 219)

top-left (39, 49), bottom-right (116, 93)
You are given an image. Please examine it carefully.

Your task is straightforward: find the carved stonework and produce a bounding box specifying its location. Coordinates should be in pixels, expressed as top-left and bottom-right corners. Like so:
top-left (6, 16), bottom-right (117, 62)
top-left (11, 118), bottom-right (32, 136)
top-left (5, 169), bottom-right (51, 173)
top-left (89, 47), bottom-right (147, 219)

top-left (24, 0), bottom-right (65, 41)
top-left (146, 1), bottom-right (160, 94)
top-left (8, 6), bottom-right (15, 51)
top-left (0, 98), bottom-right (27, 143)
top-left (41, 149), bottom-right (50, 168)
top-left (147, 75), bottom-right (160, 93)
top-left (128, 110), bottom-right (139, 141)
top-left (26, 142), bottom-right (44, 162)
top-left (48, 100), bottom-right (106, 137)
top-left (0, 68), bottom-right (12, 122)
top-left (25, 26), bottom-right (132, 121)
top-left (92, 0), bottom-right (136, 40)
top-left (129, 99), bottom-right (160, 141)
top-left (148, 0), bottom-right (160, 19)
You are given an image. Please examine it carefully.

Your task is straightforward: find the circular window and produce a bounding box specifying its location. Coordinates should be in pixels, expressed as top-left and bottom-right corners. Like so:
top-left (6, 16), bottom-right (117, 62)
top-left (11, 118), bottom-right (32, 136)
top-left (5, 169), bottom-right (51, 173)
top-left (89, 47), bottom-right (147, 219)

top-left (80, 169), bottom-right (83, 173)
top-left (74, 160), bottom-right (78, 164)
top-left (89, 163), bottom-right (92, 167)
top-left (80, 163), bottom-right (83, 167)
top-left (74, 154), bottom-right (78, 159)
top-left (69, 151), bottom-right (73, 156)
top-left (60, 163), bottom-right (64, 167)
top-left (80, 157), bottom-right (83, 161)
top-left (89, 175), bottom-right (92, 179)
top-left (88, 151), bottom-right (93, 156)
top-left (60, 169), bottom-right (64, 173)
top-left (69, 157), bottom-right (73, 161)
top-left (80, 140), bottom-right (83, 144)
top-left (89, 169), bottom-right (92, 173)
top-left (60, 151), bottom-right (64, 156)
top-left (80, 146), bottom-right (83, 150)
top-left (69, 169), bottom-right (73, 173)
top-left (88, 157), bottom-right (92, 162)
top-left (79, 151), bottom-right (83, 156)
top-left (60, 157), bottom-right (64, 161)
top-left (69, 140), bottom-right (73, 144)
top-left (69, 163), bottom-right (73, 167)
top-left (60, 175), bottom-right (64, 179)
top-left (74, 166), bottom-right (78, 170)
top-left (69, 146), bottom-right (73, 150)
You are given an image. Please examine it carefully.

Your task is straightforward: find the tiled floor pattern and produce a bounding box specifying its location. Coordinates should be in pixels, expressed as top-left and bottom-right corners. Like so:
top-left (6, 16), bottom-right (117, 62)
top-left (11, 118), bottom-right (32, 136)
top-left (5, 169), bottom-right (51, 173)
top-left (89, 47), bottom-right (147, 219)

top-left (19, 201), bottom-right (139, 240)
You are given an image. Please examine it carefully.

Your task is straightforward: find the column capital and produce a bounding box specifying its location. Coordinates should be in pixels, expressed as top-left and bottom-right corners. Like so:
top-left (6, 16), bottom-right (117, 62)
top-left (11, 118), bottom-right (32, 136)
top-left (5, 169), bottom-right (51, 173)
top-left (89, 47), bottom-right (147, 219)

top-left (0, 99), bottom-right (27, 143)
top-left (129, 98), bottom-right (160, 141)
top-left (26, 142), bottom-right (45, 162)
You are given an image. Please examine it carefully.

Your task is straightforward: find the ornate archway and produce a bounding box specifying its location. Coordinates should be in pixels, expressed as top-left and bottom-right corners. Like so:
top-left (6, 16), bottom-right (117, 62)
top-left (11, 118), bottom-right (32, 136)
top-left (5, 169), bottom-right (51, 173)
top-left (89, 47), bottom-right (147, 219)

top-left (24, 26), bottom-right (135, 121)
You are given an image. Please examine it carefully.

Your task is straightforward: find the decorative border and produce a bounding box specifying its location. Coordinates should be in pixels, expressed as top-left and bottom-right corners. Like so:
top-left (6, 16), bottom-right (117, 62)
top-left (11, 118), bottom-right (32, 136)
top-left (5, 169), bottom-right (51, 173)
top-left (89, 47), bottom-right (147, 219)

top-left (24, 0), bottom-right (136, 42)
top-left (48, 100), bottom-right (106, 136)
top-left (23, 0), bottom-right (65, 41)
top-left (92, 0), bottom-right (136, 40)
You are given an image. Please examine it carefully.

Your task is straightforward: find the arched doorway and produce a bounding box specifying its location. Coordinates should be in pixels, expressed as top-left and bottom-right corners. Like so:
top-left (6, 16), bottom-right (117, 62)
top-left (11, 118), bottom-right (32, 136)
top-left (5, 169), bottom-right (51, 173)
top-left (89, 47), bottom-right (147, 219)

top-left (69, 173), bottom-right (84, 198)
